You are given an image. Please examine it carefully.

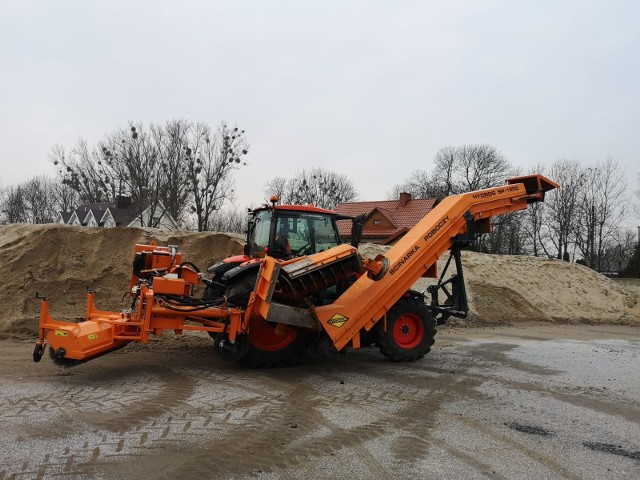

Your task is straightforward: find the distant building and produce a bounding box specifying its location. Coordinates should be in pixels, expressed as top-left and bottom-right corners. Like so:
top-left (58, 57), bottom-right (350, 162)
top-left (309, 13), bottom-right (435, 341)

top-left (335, 192), bottom-right (439, 245)
top-left (55, 196), bottom-right (179, 230)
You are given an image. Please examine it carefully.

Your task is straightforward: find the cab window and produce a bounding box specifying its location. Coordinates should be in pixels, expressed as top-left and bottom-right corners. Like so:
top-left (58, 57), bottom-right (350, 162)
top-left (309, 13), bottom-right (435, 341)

top-left (248, 210), bottom-right (272, 257)
top-left (273, 213), bottom-right (339, 257)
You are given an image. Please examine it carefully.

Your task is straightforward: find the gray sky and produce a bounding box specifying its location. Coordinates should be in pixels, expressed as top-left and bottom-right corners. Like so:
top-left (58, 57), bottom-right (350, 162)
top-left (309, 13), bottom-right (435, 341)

top-left (1, 0), bottom-right (639, 224)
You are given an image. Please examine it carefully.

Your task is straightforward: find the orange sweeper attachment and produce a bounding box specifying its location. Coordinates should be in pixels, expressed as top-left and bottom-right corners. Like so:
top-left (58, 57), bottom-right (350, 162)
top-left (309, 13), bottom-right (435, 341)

top-left (33, 174), bottom-right (558, 368)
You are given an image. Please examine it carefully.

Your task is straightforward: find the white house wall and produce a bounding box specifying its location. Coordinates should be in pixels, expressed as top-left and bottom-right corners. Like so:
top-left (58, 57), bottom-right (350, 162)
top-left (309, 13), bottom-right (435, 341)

top-left (99, 210), bottom-right (116, 228)
top-left (68, 212), bottom-right (81, 226)
top-left (84, 211), bottom-right (98, 228)
top-left (126, 204), bottom-right (178, 231)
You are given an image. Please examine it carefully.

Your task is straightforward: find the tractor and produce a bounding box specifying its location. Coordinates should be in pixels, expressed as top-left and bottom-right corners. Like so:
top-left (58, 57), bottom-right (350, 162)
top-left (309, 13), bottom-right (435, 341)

top-left (202, 197), bottom-right (365, 366)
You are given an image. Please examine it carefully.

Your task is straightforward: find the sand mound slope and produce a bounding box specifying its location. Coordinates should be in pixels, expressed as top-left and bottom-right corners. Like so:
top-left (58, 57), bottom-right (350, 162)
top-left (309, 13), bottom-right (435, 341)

top-left (358, 244), bottom-right (640, 325)
top-left (1, 226), bottom-right (637, 337)
top-left (463, 253), bottom-right (639, 324)
top-left (0, 224), bottom-right (243, 336)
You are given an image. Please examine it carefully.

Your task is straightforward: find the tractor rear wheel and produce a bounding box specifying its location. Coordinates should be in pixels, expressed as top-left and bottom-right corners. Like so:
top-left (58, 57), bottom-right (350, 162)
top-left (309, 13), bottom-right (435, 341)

top-left (374, 296), bottom-right (436, 362)
top-left (202, 282), bottom-right (226, 304)
top-left (218, 272), bottom-right (310, 368)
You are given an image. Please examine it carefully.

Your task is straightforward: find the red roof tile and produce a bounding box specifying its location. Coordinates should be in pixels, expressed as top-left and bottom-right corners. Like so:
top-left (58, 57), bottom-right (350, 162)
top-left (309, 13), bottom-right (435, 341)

top-left (335, 195), bottom-right (438, 239)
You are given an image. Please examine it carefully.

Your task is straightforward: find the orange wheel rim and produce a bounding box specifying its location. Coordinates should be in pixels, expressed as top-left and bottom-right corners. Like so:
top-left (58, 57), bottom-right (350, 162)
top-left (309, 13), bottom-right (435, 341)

top-left (392, 314), bottom-right (424, 349)
top-left (248, 318), bottom-right (297, 351)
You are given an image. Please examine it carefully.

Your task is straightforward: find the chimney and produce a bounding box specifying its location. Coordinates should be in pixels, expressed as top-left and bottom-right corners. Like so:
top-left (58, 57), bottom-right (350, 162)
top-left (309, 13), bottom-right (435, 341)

top-left (116, 195), bottom-right (132, 209)
top-left (399, 191), bottom-right (411, 207)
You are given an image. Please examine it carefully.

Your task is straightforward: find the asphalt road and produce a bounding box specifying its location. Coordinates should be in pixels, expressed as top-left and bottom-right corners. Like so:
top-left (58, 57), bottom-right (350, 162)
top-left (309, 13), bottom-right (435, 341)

top-left (1, 324), bottom-right (638, 479)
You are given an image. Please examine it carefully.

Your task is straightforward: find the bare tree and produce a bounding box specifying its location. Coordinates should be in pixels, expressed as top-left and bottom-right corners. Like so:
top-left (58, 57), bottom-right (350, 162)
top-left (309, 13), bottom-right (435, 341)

top-left (620, 229), bottom-right (640, 277)
top-left (22, 176), bottom-right (58, 223)
top-left (50, 178), bottom-right (80, 213)
top-left (573, 158), bottom-right (629, 271)
top-left (602, 228), bottom-right (637, 273)
top-left (0, 184), bottom-right (28, 223)
top-left (264, 176), bottom-right (289, 200)
top-left (453, 144), bottom-right (512, 191)
top-left (100, 124), bottom-right (166, 227)
top-left (185, 122), bottom-right (249, 231)
top-left (52, 141), bottom-right (116, 204)
top-left (0, 176), bottom-right (58, 224)
top-left (51, 120), bottom-right (249, 229)
top-left (478, 211), bottom-right (527, 255)
top-left (432, 145), bottom-right (460, 195)
top-left (391, 144), bottom-right (520, 253)
top-left (520, 163), bottom-right (548, 256)
top-left (208, 207), bottom-right (247, 233)
top-left (264, 167), bottom-right (358, 210)
top-left (386, 169), bottom-right (443, 200)
top-left (634, 171), bottom-right (640, 218)
top-left (391, 144), bottom-right (513, 202)
top-left (151, 119), bottom-right (192, 225)
top-left (0, 182), bottom-right (4, 224)
top-left (544, 159), bottom-right (584, 261)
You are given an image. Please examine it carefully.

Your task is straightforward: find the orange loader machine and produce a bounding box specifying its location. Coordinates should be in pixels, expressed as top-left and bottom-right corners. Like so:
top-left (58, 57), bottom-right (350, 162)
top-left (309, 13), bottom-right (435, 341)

top-left (33, 174), bottom-right (558, 368)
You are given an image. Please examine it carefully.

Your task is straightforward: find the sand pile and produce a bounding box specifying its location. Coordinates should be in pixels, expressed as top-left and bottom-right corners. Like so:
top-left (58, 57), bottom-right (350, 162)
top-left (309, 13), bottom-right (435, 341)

top-left (359, 244), bottom-right (640, 325)
top-left (0, 224), bottom-right (243, 336)
top-left (1, 225), bottom-right (638, 337)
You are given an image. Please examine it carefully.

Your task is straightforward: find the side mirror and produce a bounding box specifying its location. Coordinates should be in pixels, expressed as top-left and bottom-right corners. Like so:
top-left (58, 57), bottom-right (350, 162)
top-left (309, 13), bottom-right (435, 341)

top-left (350, 214), bottom-right (365, 248)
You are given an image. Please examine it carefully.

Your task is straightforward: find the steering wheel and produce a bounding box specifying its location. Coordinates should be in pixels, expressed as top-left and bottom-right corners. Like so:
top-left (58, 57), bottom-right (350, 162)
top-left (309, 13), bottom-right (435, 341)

top-left (293, 243), bottom-right (311, 256)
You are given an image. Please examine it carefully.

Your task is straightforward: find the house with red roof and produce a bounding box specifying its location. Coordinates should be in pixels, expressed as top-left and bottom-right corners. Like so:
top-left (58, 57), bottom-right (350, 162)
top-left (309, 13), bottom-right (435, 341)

top-left (335, 192), bottom-right (439, 245)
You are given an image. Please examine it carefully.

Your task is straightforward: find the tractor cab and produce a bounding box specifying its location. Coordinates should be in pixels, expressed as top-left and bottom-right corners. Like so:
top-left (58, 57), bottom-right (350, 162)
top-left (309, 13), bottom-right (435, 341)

top-left (206, 201), bottom-right (362, 295)
top-left (246, 205), bottom-right (341, 260)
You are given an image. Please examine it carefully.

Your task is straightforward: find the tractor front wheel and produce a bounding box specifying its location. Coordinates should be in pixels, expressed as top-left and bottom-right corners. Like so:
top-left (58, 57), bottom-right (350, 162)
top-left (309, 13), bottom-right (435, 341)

top-left (374, 296), bottom-right (436, 362)
top-left (217, 272), bottom-right (310, 368)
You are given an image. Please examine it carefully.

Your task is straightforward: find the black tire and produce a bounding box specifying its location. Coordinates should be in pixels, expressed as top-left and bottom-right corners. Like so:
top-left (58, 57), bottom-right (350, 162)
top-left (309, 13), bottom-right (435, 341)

top-left (211, 333), bottom-right (239, 362)
top-left (374, 296), bottom-right (436, 362)
top-left (205, 272), bottom-right (250, 347)
top-left (219, 272), bottom-right (310, 368)
top-left (203, 283), bottom-right (226, 302)
top-left (223, 272), bottom-right (256, 308)
top-left (359, 330), bottom-right (376, 347)
top-left (33, 343), bottom-right (44, 362)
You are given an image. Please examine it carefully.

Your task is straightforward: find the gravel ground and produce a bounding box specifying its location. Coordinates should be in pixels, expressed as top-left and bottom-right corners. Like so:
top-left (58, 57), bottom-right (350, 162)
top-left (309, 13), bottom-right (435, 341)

top-left (0, 324), bottom-right (638, 479)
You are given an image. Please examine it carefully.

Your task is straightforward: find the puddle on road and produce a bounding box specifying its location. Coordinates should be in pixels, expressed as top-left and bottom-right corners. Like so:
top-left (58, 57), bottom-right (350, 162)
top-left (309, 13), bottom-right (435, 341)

top-left (467, 342), bottom-right (561, 376)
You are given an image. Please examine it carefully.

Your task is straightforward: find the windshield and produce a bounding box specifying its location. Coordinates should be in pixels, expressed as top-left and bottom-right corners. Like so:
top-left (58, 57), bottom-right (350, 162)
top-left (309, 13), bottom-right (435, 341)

top-left (272, 212), bottom-right (339, 258)
top-left (248, 210), bottom-right (273, 257)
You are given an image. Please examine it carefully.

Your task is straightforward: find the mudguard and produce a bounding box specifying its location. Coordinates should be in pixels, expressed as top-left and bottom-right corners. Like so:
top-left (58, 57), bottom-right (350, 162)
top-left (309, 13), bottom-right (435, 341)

top-left (207, 255), bottom-right (251, 277)
top-left (221, 261), bottom-right (261, 283)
